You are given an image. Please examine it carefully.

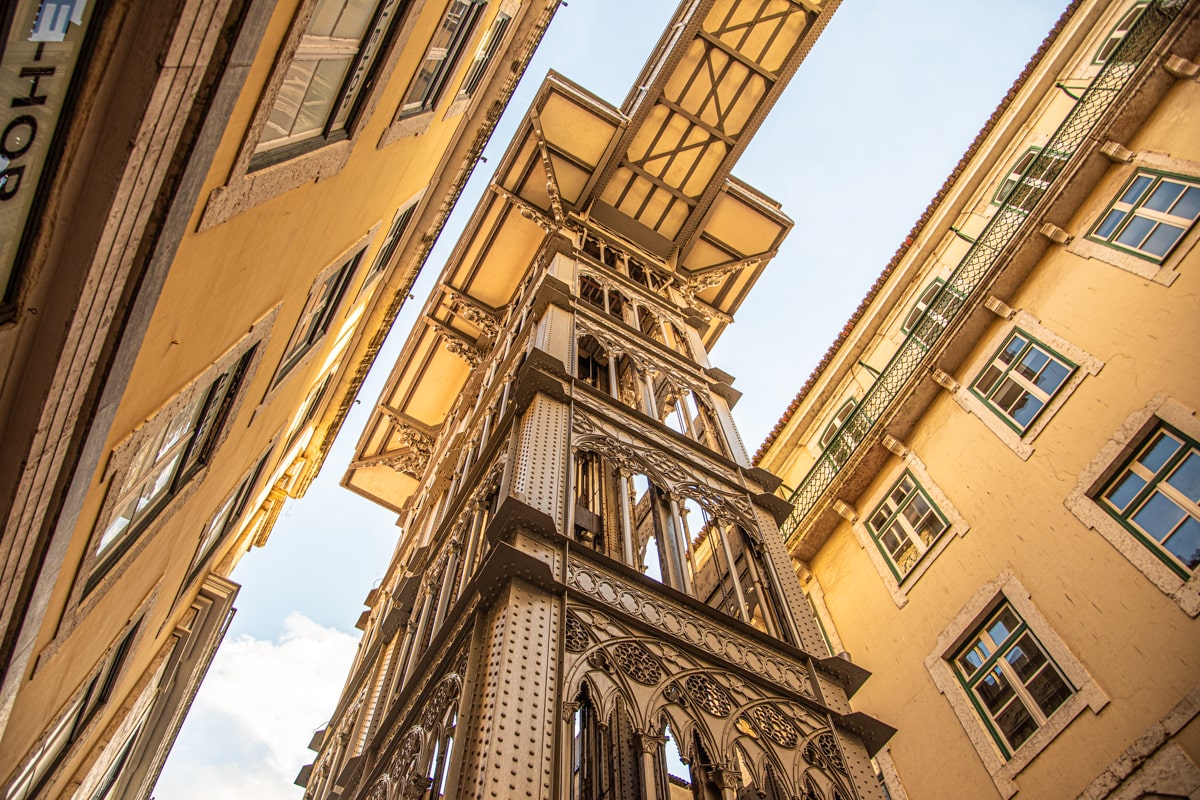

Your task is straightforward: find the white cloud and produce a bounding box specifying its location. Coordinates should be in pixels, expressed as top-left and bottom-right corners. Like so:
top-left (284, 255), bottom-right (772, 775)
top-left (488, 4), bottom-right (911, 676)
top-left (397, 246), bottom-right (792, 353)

top-left (154, 612), bottom-right (359, 800)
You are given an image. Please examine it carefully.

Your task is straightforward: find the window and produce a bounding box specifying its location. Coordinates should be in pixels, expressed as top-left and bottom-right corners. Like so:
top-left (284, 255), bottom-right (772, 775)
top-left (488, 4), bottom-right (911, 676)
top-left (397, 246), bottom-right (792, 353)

top-left (274, 251), bottom-right (362, 387)
top-left (1094, 2), bottom-right (1147, 63)
top-left (189, 448), bottom-right (274, 581)
top-left (1100, 425), bottom-right (1200, 576)
top-left (902, 280), bottom-right (943, 335)
top-left (92, 348), bottom-right (257, 586)
top-left (993, 147), bottom-right (1068, 213)
top-left (398, 0), bottom-right (486, 117)
top-left (359, 201), bottom-right (418, 294)
top-left (952, 602), bottom-right (1073, 759)
top-left (4, 620), bottom-right (140, 800)
top-left (820, 399), bottom-right (868, 466)
top-left (455, 11), bottom-right (511, 100)
top-left (867, 472), bottom-right (950, 580)
top-left (254, 0), bottom-right (409, 163)
top-left (1089, 171), bottom-right (1200, 262)
top-left (971, 331), bottom-right (1074, 434)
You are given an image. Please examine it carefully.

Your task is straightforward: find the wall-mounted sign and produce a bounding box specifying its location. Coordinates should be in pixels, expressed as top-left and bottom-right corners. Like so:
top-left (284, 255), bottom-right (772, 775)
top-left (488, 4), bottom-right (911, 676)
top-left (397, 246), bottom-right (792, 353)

top-left (0, 0), bottom-right (97, 312)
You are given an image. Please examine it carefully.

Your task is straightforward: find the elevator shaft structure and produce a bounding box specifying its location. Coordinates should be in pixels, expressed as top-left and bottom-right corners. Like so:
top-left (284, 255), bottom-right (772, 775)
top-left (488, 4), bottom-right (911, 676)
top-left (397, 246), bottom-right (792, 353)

top-left (309, 1), bottom-right (894, 797)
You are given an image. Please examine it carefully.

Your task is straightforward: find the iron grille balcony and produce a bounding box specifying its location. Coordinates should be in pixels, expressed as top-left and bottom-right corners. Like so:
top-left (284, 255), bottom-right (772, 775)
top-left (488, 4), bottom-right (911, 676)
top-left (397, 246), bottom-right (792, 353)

top-left (781, 0), bottom-right (1187, 547)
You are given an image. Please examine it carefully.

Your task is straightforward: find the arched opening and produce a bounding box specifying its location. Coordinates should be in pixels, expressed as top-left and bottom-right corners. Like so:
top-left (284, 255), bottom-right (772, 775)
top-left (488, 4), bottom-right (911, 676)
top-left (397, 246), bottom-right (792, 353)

top-left (579, 274), bottom-right (605, 310)
top-left (576, 335), bottom-right (611, 395)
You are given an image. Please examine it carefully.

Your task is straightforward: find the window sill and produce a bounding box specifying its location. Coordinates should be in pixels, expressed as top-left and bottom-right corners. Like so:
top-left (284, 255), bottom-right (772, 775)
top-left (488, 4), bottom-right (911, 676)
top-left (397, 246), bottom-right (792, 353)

top-left (199, 139), bottom-right (354, 230)
top-left (378, 110), bottom-right (434, 149)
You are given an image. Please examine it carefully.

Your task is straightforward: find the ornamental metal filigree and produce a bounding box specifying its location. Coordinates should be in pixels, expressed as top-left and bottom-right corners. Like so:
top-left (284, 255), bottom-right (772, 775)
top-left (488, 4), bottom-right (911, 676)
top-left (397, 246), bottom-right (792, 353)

top-left (458, 304), bottom-right (500, 337)
top-left (749, 704), bottom-right (798, 748)
top-left (420, 676), bottom-right (461, 729)
top-left (683, 673), bottom-right (732, 717)
top-left (444, 337), bottom-right (483, 366)
top-left (611, 641), bottom-right (662, 685)
top-left (565, 612), bottom-right (590, 652)
top-left (803, 731), bottom-right (847, 776)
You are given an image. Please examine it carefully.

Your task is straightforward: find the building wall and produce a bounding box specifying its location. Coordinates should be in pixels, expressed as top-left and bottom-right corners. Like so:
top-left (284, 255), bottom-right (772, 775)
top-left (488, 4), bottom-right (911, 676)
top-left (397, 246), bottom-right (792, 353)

top-left (758, 2), bottom-right (1200, 798)
top-left (0, 0), bottom-right (558, 797)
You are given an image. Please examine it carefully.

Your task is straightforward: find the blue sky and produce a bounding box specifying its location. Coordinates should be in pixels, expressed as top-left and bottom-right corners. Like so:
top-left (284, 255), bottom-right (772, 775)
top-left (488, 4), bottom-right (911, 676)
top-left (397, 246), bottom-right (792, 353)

top-left (155, 1), bottom-right (1065, 796)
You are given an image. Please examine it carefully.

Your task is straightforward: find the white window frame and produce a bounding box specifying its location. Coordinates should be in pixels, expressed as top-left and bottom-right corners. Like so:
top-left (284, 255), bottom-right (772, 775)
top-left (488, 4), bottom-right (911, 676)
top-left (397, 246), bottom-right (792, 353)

top-left (848, 451), bottom-right (969, 607)
top-left (924, 572), bottom-right (1107, 799)
top-left (1066, 394), bottom-right (1200, 617)
top-left (951, 311), bottom-right (1102, 459)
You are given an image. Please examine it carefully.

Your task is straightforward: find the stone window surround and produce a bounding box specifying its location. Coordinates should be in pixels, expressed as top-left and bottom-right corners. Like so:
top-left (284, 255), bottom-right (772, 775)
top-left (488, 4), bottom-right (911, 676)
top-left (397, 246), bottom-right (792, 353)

top-left (843, 449), bottom-right (969, 609)
top-left (11, 607), bottom-right (151, 795)
top-left (1065, 393), bottom-right (1200, 617)
top-left (924, 571), bottom-right (1108, 799)
top-left (49, 308), bottom-right (278, 651)
top-left (260, 228), bottom-right (375, 405)
top-left (949, 309), bottom-right (1103, 460)
top-left (1066, 151), bottom-right (1200, 286)
top-left (197, 0), bottom-right (430, 231)
top-left (376, 0), bottom-right (523, 148)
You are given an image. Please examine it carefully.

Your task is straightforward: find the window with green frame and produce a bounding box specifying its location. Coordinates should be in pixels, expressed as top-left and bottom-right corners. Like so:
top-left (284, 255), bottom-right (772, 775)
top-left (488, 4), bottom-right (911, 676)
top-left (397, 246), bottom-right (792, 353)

top-left (993, 147), bottom-right (1068, 213)
top-left (1088, 171), bottom-right (1200, 262)
top-left (971, 330), bottom-right (1074, 434)
top-left (952, 602), bottom-right (1074, 758)
top-left (1093, 2), bottom-right (1147, 64)
top-left (867, 472), bottom-right (950, 579)
top-left (1100, 424), bottom-right (1200, 576)
top-left (819, 399), bottom-right (868, 466)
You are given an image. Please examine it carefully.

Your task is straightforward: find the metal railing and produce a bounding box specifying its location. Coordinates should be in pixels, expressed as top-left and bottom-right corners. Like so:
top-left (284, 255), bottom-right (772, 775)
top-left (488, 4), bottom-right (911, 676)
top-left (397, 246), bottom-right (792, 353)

top-left (781, 1), bottom-right (1186, 545)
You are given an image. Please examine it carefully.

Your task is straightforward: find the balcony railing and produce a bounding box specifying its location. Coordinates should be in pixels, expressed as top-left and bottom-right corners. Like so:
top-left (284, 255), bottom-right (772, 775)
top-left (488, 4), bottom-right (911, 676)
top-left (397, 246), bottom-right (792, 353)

top-left (782, 1), bottom-right (1186, 546)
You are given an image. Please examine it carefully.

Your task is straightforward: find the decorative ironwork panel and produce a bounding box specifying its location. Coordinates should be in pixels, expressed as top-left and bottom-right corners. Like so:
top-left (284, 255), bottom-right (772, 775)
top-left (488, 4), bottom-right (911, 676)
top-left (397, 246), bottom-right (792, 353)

top-left (684, 673), bottom-right (733, 717)
top-left (611, 641), bottom-right (663, 685)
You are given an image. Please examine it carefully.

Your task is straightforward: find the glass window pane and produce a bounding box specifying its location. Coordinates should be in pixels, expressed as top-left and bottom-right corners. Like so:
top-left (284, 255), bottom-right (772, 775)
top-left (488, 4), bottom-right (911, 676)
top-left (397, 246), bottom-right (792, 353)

top-left (975, 365), bottom-right (1002, 394)
top-left (307, 0), bottom-right (346, 37)
top-left (1164, 452), bottom-right (1200, 502)
top-left (987, 607), bottom-right (1020, 646)
top-left (977, 668), bottom-right (1016, 714)
top-left (1115, 215), bottom-right (1155, 248)
top-left (1173, 186), bottom-right (1200, 221)
top-left (1143, 180), bottom-right (1185, 213)
top-left (293, 57), bottom-right (353, 138)
top-left (1105, 471), bottom-right (1146, 512)
top-left (1163, 516), bottom-right (1200, 570)
top-left (1140, 432), bottom-right (1182, 472)
top-left (1132, 492), bottom-right (1187, 542)
top-left (331, 0), bottom-right (376, 39)
top-left (1003, 634), bottom-right (1046, 682)
top-left (1015, 347), bottom-right (1048, 381)
top-left (266, 61), bottom-right (317, 141)
top-left (999, 336), bottom-right (1026, 365)
top-left (1120, 175), bottom-right (1153, 205)
top-left (995, 700), bottom-right (1037, 751)
top-left (1140, 223), bottom-right (1183, 258)
top-left (1034, 358), bottom-right (1070, 394)
top-left (1026, 666), bottom-right (1072, 717)
top-left (1094, 209), bottom-right (1125, 239)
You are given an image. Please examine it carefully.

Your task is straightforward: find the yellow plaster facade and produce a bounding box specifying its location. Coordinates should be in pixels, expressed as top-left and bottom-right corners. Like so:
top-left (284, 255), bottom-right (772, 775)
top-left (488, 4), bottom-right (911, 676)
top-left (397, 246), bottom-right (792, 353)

top-left (757, 2), bottom-right (1200, 798)
top-left (0, 0), bottom-right (560, 797)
